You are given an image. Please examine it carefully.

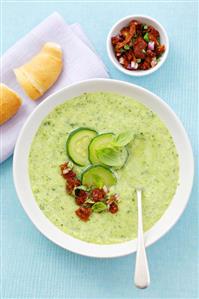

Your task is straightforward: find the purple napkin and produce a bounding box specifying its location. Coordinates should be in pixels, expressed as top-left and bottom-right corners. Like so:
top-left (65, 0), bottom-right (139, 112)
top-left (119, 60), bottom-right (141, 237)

top-left (0, 12), bottom-right (108, 163)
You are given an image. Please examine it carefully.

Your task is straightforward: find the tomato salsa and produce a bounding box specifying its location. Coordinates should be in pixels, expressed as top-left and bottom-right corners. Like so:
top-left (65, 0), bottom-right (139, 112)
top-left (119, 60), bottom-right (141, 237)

top-left (111, 20), bottom-right (165, 71)
top-left (60, 162), bottom-right (119, 221)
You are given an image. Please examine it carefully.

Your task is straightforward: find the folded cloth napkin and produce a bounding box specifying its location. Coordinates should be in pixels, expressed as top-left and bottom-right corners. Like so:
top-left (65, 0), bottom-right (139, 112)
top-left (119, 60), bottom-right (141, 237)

top-left (0, 12), bottom-right (109, 163)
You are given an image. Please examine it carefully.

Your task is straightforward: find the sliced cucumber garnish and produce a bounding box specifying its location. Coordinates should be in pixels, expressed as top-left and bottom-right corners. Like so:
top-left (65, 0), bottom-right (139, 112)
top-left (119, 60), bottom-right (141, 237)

top-left (88, 133), bottom-right (115, 164)
top-left (66, 127), bottom-right (97, 166)
top-left (81, 165), bottom-right (117, 187)
top-left (88, 132), bottom-right (128, 168)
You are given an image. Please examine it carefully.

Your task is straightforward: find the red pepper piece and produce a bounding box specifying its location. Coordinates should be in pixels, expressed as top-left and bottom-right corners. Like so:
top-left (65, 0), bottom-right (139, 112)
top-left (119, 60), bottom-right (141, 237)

top-left (75, 207), bottom-right (92, 221)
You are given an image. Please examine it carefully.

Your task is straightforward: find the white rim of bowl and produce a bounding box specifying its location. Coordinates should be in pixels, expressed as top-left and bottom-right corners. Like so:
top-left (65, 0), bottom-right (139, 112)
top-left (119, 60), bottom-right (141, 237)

top-left (13, 78), bottom-right (194, 258)
top-left (107, 15), bottom-right (169, 76)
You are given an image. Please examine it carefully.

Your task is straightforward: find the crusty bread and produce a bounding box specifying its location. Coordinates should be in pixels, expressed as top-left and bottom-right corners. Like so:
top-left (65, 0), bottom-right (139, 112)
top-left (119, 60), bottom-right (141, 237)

top-left (0, 83), bottom-right (22, 125)
top-left (14, 42), bottom-right (63, 100)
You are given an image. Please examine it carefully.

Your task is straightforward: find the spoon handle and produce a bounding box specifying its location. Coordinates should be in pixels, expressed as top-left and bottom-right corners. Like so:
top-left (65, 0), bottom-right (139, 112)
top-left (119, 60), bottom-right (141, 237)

top-left (134, 189), bottom-right (150, 289)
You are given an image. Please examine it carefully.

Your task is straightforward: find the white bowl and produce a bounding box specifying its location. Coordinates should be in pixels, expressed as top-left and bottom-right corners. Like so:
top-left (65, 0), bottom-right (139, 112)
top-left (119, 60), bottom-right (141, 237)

top-left (107, 15), bottom-right (169, 76)
top-left (13, 79), bottom-right (194, 258)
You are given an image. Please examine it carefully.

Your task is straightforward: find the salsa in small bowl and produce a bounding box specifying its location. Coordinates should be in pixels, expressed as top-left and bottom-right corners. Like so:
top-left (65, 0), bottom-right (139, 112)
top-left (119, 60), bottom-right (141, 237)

top-left (107, 15), bottom-right (169, 76)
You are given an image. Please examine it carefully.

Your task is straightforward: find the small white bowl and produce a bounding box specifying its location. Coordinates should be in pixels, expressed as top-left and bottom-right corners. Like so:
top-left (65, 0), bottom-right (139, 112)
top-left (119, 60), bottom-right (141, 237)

top-left (107, 15), bottom-right (169, 76)
top-left (13, 79), bottom-right (194, 258)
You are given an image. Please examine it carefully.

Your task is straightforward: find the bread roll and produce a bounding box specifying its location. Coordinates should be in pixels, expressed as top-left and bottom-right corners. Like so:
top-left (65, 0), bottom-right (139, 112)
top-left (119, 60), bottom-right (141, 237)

top-left (0, 83), bottom-right (22, 125)
top-left (14, 42), bottom-right (63, 100)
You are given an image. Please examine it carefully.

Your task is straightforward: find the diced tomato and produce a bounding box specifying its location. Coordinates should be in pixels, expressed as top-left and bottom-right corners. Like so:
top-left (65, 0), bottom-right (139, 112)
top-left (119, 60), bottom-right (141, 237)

top-left (148, 25), bottom-right (160, 39)
top-left (66, 183), bottom-right (74, 194)
top-left (75, 189), bottom-right (88, 205)
top-left (60, 163), bottom-right (77, 180)
top-left (146, 49), bottom-right (156, 57)
top-left (66, 177), bottom-right (81, 194)
top-left (75, 207), bottom-right (92, 221)
top-left (148, 33), bottom-right (159, 46)
top-left (123, 57), bottom-right (129, 69)
top-left (109, 202), bottom-right (119, 214)
top-left (111, 36), bottom-right (120, 46)
top-left (115, 22), bottom-right (136, 50)
top-left (156, 44), bottom-right (165, 56)
top-left (91, 188), bottom-right (106, 202)
top-left (133, 37), bottom-right (147, 59)
top-left (120, 27), bottom-right (129, 38)
top-left (64, 170), bottom-right (76, 180)
top-left (125, 50), bottom-right (136, 62)
top-left (60, 162), bottom-right (68, 171)
top-left (139, 60), bottom-right (151, 70)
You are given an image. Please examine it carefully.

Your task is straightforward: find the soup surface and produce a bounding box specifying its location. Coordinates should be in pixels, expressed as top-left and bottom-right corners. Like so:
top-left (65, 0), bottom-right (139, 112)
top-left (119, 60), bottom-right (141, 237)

top-left (29, 92), bottom-right (179, 244)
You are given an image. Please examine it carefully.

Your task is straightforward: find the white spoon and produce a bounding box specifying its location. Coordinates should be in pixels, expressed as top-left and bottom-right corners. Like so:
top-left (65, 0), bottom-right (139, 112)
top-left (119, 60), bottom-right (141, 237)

top-left (134, 188), bottom-right (150, 289)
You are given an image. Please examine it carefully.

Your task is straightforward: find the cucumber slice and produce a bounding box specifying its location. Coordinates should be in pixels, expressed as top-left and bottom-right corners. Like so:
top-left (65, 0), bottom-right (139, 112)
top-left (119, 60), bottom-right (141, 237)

top-left (66, 127), bottom-right (97, 166)
top-left (88, 133), bottom-right (128, 168)
top-left (97, 146), bottom-right (129, 169)
top-left (81, 165), bottom-right (117, 187)
top-left (88, 133), bottom-right (114, 164)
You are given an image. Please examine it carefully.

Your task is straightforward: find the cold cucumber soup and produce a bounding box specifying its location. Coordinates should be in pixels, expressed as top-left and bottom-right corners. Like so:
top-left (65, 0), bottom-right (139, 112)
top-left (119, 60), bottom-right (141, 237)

top-left (29, 92), bottom-right (179, 244)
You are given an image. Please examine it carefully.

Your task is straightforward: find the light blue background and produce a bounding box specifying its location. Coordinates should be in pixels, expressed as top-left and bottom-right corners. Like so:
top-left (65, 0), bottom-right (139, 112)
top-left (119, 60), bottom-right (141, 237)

top-left (1, 1), bottom-right (198, 298)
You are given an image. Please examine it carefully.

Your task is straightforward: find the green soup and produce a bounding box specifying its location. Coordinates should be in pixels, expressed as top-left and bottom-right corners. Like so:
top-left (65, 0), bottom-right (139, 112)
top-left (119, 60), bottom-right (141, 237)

top-left (29, 92), bottom-right (179, 244)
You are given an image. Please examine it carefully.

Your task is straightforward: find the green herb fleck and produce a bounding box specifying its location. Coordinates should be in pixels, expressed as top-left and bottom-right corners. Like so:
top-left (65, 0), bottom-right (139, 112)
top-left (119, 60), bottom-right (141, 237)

top-left (92, 202), bottom-right (107, 213)
top-left (43, 121), bottom-right (51, 126)
top-left (136, 59), bottom-right (141, 63)
top-left (124, 44), bottom-right (130, 50)
top-left (143, 32), bottom-right (149, 42)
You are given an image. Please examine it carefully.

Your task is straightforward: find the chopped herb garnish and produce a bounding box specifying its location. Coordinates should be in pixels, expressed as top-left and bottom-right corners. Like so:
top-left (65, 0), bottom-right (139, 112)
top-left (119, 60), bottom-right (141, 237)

top-left (92, 202), bottom-right (107, 213)
top-left (143, 25), bottom-right (148, 30)
top-left (124, 44), bottom-right (130, 50)
top-left (143, 32), bottom-right (149, 42)
top-left (120, 48), bottom-right (126, 53)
